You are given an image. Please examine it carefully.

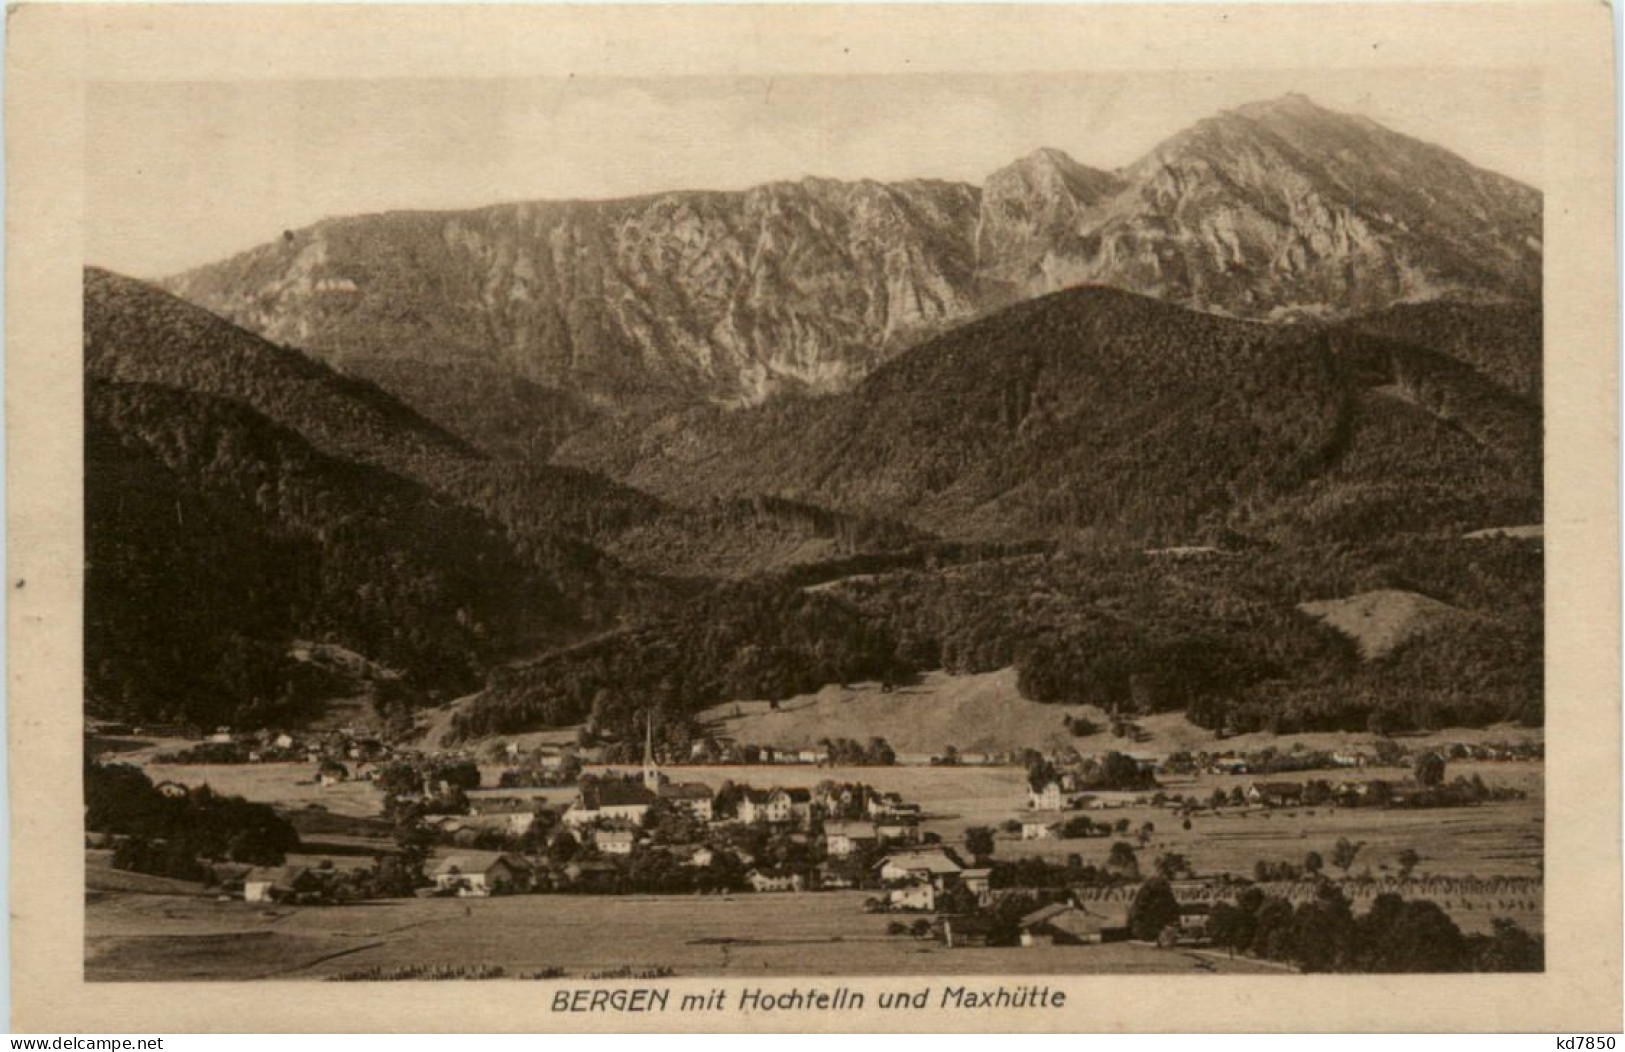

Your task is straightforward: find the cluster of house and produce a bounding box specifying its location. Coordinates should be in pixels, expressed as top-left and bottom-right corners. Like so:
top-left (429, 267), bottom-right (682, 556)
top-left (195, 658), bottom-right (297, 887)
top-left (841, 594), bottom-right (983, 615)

top-left (1223, 779), bottom-right (1442, 808)
top-left (1010, 770), bottom-right (1442, 842)
top-left (1201, 751), bottom-right (1371, 776)
top-left (133, 723), bottom-right (398, 772)
top-left (944, 879), bottom-right (1223, 950)
top-left (872, 849), bottom-right (990, 911)
top-left (683, 737), bottom-right (1011, 767)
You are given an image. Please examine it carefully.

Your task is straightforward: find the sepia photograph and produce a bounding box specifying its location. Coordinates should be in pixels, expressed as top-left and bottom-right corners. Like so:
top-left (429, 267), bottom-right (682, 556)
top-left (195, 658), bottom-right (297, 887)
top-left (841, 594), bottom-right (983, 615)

top-left (7, 0), bottom-right (1618, 1034)
top-left (79, 65), bottom-right (1549, 983)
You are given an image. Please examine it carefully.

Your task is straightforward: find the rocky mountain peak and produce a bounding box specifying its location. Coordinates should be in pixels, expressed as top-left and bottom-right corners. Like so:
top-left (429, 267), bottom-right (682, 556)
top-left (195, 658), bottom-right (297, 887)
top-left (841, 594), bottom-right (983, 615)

top-left (164, 95), bottom-right (1541, 446)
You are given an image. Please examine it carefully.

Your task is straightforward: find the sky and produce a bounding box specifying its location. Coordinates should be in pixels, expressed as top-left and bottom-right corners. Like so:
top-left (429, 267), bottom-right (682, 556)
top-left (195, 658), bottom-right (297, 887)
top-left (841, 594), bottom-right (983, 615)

top-left (85, 68), bottom-right (1541, 279)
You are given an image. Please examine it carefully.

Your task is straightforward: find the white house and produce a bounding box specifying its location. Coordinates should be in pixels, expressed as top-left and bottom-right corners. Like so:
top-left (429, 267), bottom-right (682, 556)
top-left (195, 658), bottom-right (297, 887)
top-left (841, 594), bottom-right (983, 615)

top-left (562, 782), bottom-right (657, 829)
top-left (876, 850), bottom-right (962, 887)
top-left (1021, 812), bottom-right (1066, 840)
top-left (431, 855), bottom-right (530, 897)
top-left (594, 827), bottom-right (637, 856)
top-left (740, 788), bottom-right (812, 825)
top-left (888, 881), bottom-right (936, 911)
top-left (823, 821), bottom-right (879, 858)
top-left (1028, 780), bottom-right (1065, 811)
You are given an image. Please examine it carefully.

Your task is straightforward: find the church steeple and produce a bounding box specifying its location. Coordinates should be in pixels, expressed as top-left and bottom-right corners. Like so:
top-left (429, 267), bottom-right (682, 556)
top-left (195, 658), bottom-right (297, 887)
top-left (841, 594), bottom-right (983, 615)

top-left (643, 712), bottom-right (661, 792)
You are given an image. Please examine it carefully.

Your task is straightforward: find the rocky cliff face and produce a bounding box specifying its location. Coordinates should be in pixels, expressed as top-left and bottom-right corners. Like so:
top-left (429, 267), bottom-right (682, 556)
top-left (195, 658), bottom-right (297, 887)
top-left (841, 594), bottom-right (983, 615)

top-left (167, 179), bottom-right (982, 409)
top-left (166, 95), bottom-right (1541, 430)
top-left (990, 94), bottom-right (1542, 320)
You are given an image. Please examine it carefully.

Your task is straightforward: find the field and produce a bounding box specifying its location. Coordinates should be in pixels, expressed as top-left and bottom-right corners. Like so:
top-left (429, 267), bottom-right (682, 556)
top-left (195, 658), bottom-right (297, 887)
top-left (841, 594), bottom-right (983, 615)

top-left (137, 760), bottom-right (387, 817)
top-left (85, 889), bottom-right (1281, 981)
top-left (699, 669), bottom-right (1096, 755)
top-left (698, 668), bottom-right (1543, 759)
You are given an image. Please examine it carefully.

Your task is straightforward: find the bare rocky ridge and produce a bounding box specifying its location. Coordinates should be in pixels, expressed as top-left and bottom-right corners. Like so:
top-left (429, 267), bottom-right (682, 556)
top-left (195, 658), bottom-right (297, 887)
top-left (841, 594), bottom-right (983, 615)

top-left (165, 94), bottom-right (1541, 445)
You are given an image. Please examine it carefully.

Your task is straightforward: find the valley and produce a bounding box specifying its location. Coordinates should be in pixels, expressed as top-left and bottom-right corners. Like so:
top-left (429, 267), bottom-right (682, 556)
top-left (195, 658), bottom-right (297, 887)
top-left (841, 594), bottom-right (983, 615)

top-left (82, 89), bottom-right (1547, 980)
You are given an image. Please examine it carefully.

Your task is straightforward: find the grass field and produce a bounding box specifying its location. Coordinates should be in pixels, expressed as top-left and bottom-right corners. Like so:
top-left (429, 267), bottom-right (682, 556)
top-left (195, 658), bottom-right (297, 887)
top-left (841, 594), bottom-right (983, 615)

top-left (137, 761), bottom-right (387, 817)
top-left (695, 668), bottom-right (1542, 760)
top-left (85, 890), bottom-right (1281, 981)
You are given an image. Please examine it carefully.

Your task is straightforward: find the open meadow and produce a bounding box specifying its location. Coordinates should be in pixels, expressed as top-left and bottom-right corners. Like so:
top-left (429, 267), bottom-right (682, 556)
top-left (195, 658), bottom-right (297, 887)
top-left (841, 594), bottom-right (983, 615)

top-left (85, 888), bottom-right (1281, 981)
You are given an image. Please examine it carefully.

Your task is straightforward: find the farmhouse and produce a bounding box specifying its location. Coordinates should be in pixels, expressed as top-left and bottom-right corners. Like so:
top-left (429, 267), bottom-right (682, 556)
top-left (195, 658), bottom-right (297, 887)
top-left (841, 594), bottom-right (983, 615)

top-left (657, 781), bottom-right (715, 821)
top-left (594, 827), bottom-right (638, 856)
top-left (431, 854), bottom-right (530, 896)
top-left (866, 791), bottom-right (914, 818)
top-left (466, 787), bottom-right (572, 814)
top-left (1246, 782), bottom-right (1305, 807)
top-left (739, 788), bottom-right (812, 826)
top-left (876, 850), bottom-right (962, 887)
top-left (874, 816), bottom-right (921, 843)
top-left (563, 782), bottom-right (657, 828)
top-left (815, 863), bottom-right (857, 889)
top-left (1027, 780), bottom-right (1065, 811)
top-left (1021, 812), bottom-right (1067, 840)
top-left (243, 865), bottom-right (320, 904)
top-left (1018, 903), bottom-right (1128, 946)
top-left (961, 868), bottom-right (992, 902)
top-left (154, 780), bottom-right (189, 799)
top-left (823, 821), bottom-right (879, 858)
top-left (888, 880), bottom-right (936, 911)
top-left (747, 868), bottom-right (805, 893)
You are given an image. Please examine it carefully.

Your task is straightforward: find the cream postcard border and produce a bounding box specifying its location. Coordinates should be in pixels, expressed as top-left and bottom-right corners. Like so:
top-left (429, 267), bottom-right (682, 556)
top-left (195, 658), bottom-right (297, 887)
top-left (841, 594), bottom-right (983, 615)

top-left (7, 2), bottom-right (1619, 1033)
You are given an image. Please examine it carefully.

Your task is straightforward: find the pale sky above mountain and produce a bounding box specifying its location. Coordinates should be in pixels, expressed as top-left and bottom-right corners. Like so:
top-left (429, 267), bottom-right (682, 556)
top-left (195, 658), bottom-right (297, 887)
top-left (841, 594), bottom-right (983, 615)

top-left (86, 69), bottom-right (1540, 278)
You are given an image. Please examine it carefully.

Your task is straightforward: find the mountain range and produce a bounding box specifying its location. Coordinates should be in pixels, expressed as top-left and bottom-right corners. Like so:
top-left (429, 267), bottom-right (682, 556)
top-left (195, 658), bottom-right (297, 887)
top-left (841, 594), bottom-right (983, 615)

top-left (163, 94), bottom-right (1541, 455)
top-left (88, 92), bottom-right (1545, 741)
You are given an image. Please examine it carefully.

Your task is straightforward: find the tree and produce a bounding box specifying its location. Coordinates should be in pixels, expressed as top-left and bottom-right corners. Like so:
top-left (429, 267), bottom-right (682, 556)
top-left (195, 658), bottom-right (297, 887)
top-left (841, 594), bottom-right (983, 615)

top-left (1288, 883), bottom-right (1356, 972)
top-left (1355, 895), bottom-right (1466, 972)
top-left (1127, 877), bottom-right (1181, 941)
top-left (964, 826), bottom-right (996, 862)
top-left (1107, 841), bottom-right (1139, 878)
top-left (1331, 837), bottom-right (1364, 876)
top-left (1304, 851), bottom-right (1324, 877)
top-left (1396, 848), bottom-right (1421, 880)
top-left (1154, 852), bottom-right (1189, 880)
top-left (1413, 751), bottom-right (1447, 788)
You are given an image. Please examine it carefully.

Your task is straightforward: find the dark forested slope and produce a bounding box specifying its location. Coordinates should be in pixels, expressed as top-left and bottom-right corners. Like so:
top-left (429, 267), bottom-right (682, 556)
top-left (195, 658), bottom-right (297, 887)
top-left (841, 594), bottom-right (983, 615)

top-left (558, 286), bottom-right (1542, 545)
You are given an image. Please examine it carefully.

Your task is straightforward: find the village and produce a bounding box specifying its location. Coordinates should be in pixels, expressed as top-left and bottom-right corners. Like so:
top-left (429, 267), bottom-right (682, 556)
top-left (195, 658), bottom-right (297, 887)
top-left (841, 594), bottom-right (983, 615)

top-left (85, 707), bottom-right (1544, 978)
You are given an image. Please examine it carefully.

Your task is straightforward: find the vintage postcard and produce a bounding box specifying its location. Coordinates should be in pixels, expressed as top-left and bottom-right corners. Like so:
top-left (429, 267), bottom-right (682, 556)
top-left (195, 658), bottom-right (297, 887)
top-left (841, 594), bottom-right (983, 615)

top-left (7, 1), bottom-right (1620, 1033)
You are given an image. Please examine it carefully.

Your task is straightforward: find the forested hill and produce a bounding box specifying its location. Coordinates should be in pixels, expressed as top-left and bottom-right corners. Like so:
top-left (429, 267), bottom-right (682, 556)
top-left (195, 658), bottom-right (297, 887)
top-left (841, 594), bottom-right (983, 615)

top-left (86, 268), bottom-right (659, 728)
top-left (86, 379), bottom-right (581, 726)
top-left (83, 269), bottom-right (939, 728)
top-left (556, 285), bottom-right (1543, 545)
top-left (86, 266), bottom-right (474, 465)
